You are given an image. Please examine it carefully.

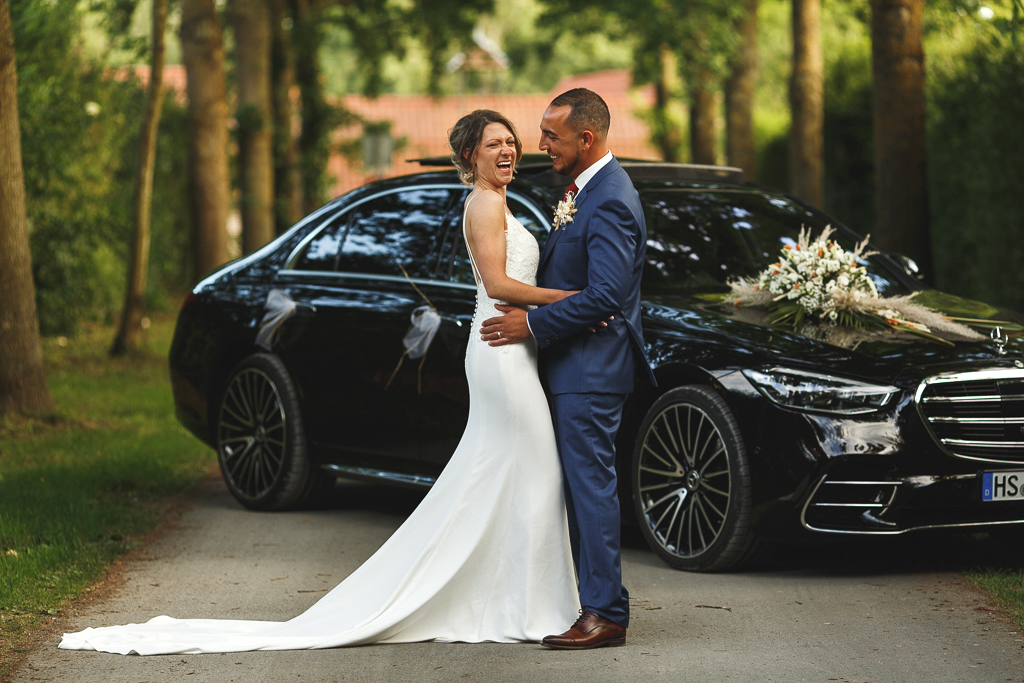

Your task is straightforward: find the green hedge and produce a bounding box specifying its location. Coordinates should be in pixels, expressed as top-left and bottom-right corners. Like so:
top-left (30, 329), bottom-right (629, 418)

top-left (928, 33), bottom-right (1024, 311)
top-left (758, 13), bottom-right (1024, 311)
top-left (13, 1), bottom-right (192, 336)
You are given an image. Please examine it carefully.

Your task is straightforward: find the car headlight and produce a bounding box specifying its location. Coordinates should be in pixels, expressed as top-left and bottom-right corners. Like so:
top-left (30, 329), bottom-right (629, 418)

top-left (741, 367), bottom-right (898, 415)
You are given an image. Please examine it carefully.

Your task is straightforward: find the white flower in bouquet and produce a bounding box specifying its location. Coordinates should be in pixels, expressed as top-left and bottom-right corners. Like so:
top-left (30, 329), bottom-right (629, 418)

top-left (724, 226), bottom-right (987, 345)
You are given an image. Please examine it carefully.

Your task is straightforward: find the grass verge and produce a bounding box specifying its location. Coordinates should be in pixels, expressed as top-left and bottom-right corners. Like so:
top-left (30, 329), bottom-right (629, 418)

top-left (0, 314), bottom-right (214, 679)
top-left (966, 564), bottom-right (1024, 630)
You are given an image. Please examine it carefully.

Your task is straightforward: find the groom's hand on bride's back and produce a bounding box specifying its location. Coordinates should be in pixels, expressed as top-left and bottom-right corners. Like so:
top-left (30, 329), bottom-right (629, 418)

top-left (480, 304), bottom-right (612, 345)
top-left (481, 305), bottom-right (530, 346)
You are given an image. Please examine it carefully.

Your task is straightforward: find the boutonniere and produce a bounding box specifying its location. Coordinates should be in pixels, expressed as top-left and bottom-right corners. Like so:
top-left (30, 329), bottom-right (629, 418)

top-left (553, 192), bottom-right (577, 231)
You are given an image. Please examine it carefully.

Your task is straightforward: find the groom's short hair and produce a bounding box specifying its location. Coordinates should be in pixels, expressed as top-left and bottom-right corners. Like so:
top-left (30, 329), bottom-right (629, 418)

top-left (549, 88), bottom-right (610, 138)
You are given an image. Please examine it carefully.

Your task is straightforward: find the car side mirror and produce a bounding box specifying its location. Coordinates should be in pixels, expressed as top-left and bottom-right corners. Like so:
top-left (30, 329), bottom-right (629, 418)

top-left (890, 253), bottom-right (924, 281)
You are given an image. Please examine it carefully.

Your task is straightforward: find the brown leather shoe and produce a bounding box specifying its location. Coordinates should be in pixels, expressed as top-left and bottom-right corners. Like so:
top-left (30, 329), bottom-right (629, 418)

top-left (541, 610), bottom-right (626, 650)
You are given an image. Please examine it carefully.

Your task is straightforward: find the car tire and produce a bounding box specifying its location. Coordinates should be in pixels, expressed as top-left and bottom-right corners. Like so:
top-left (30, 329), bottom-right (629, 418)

top-left (216, 353), bottom-right (333, 511)
top-left (631, 385), bottom-right (759, 571)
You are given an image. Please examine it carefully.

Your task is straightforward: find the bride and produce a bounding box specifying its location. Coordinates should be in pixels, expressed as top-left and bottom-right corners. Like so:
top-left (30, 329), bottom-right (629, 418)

top-left (59, 110), bottom-right (582, 654)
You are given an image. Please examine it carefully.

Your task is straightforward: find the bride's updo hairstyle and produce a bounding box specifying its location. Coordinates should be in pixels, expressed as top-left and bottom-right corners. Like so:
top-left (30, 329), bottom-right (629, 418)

top-left (448, 110), bottom-right (523, 186)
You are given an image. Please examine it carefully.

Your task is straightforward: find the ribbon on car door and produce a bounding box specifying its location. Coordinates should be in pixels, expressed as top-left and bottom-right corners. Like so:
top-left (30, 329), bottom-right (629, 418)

top-left (256, 289), bottom-right (298, 351)
top-left (385, 265), bottom-right (441, 393)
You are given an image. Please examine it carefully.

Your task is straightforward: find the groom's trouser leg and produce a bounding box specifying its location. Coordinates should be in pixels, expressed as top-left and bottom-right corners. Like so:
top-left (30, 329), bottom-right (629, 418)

top-left (551, 392), bottom-right (630, 628)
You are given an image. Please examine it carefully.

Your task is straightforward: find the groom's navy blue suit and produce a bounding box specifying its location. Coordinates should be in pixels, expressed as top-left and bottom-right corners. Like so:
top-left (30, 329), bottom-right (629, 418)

top-left (528, 157), bottom-right (655, 628)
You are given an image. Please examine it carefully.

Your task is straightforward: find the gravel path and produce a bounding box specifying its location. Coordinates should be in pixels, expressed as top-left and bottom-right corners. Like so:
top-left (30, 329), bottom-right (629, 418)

top-left (11, 480), bottom-right (1024, 683)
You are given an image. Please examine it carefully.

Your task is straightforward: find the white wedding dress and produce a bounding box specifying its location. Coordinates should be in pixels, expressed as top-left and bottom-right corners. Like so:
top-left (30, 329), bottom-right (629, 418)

top-left (59, 205), bottom-right (580, 655)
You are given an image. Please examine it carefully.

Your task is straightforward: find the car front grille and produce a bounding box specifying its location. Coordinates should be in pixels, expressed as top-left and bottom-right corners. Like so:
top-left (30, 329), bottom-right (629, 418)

top-left (917, 368), bottom-right (1024, 463)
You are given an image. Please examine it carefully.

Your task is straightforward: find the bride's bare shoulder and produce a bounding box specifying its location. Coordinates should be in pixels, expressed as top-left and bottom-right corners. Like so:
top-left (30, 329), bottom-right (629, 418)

top-left (464, 190), bottom-right (505, 226)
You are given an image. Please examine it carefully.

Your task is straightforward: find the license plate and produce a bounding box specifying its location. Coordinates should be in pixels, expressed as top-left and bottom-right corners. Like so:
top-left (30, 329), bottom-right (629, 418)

top-left (981, 471), bottom-right (1024, 501)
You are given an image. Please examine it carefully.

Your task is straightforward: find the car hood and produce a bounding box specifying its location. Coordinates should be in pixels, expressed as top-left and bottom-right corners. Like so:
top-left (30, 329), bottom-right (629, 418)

top-left (642, 289), bottom-right (1024, 386)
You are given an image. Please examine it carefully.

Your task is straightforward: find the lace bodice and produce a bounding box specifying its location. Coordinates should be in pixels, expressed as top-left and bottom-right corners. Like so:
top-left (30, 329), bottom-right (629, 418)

top-left (496, 213), bottom-right (540, 287)
top-left (463, 198), bottom-right (540, 322)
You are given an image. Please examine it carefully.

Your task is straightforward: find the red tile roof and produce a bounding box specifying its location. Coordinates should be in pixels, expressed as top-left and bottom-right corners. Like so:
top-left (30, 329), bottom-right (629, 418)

top-left (113, 65), bottom-right (189, 105)
top-left (331, 70), bottom-right (659, 195)
top-left (128, 67), bottom-right (660, 198)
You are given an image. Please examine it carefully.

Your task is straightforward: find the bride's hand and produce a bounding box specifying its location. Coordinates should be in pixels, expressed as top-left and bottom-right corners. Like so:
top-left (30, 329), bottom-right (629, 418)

top-left (588, 315), bottom-right (614, 333)
top-left (553, 290), bottom-right (609, 332)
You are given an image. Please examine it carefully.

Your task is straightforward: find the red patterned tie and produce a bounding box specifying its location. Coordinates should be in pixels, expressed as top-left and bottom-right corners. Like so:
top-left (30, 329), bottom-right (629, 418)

top-left (563, 182), bottom-right (578, 202)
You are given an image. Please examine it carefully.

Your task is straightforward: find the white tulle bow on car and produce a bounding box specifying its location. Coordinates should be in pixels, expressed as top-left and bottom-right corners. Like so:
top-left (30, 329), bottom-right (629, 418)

top-left (255, 288), bottom-right (298, 351)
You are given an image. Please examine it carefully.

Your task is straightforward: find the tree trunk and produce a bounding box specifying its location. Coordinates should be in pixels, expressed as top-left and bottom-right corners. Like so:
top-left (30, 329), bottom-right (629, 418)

top-left (652, 46), bottom-right (682, 162)
top-left (111, 0), bottom-right (168, 357)
top-left (181, 0), bottom-right (230, 280)
top-left (293, 0), bottom-right (329, 214)
top-left (230, 0), bottom-right (274, 254)
top-left (271, 0), bottom-right (302, 233)
top-left (871, 0), bottom-right (932, 280)
top-left (689, 69), bottom-right (717, 166)
top-left (789, 0), bottom-right (824, 207)
top-left (725, 0), bottom-right (758, 180)
top-left (0, 0), bottom-right (52, 414)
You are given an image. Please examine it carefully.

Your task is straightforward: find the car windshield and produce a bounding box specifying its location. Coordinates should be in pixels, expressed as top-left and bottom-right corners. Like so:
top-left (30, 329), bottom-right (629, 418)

top-left (640, 189), bottom-right (912, 298)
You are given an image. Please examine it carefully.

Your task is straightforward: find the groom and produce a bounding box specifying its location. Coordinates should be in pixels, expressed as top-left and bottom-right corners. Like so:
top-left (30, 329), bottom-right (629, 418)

top-left (480, 88), bottom-right (656, 650)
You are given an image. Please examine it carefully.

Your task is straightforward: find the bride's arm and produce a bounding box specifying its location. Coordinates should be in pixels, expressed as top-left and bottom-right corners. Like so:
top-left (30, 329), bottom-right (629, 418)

top-left (465, 192), bottom-right (575, 306)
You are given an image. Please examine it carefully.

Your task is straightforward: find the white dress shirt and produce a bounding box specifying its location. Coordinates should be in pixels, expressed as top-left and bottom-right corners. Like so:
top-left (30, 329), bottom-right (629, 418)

top-left (571, 151), bottom-right (614, 193)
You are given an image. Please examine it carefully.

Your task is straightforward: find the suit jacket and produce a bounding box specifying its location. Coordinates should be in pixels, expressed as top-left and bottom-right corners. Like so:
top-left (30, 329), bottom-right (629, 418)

top-left (528, 157), bottom-right (657, 395)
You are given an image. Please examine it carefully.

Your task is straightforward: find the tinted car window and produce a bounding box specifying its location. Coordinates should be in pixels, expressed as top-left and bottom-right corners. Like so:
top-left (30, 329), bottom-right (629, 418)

top-left (293, 188), bottom-right (454, 278)
top-left (447, 194), bottom-right (550, 285)
top-left (292, 211), bottom-right (349, 272)
top-left (641, 190), bottom-right (911, 297)
top-left (338, 189), bottom-right (453, 278)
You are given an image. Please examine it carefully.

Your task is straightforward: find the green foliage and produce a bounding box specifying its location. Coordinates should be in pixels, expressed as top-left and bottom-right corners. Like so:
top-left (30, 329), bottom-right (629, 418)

top-left (407, 0), bottom-right (494, 97)
top-left (293, 5), bottom-right (356, 212)
top-left (967, 565), bottom-right (1024, 631)
top-left (12, 0), bottom-right (191, 335)
top-left (0, 316), bottom-right (213, 673)
top-left (149, 101), bottom-right (193, 299)
top-left (321, 0), bottom-right (493, 98)
top-left (504, 4), bottom-right (633, 92)
top-left (928, 24), bottom-right (1024, 310)
top-left (324, 0), bottom-right (407, 98)
top-left (755, 0), bottom-right (1024, 311)
top-left (821, 6), bottom-right (874, 235)
top-left (319, 0), bottom-right (634, 97)
top-left (755, 0), bottom-right (875, 229)
top-left (542, 0), bottom-right (743, 99)
top-left (86, 0), bottom-right (147, 58)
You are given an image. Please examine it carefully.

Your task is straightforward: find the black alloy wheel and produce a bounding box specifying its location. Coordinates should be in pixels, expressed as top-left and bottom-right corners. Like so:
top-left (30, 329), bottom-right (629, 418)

top-left (631, 385), bottom-right (757, 571)
top-left (217, 353), bottom-right (332, 510)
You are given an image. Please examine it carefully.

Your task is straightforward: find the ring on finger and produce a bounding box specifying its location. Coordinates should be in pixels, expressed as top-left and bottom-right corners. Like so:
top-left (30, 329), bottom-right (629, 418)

top-left (497, 331), bottom-right (502, 338)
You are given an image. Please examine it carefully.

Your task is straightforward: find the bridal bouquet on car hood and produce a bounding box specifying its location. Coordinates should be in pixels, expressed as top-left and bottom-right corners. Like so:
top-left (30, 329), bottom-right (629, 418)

top-left (724, 227), bottom-right (987, 345)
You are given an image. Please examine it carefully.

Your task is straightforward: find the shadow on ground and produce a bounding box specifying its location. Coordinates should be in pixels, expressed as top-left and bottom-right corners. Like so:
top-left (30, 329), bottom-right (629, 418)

top-left (217, 476), bottom-right (1024, 579)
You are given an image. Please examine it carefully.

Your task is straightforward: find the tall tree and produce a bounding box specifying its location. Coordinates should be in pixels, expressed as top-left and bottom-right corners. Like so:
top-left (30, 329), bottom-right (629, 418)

top-left (231, 0), bottom-right (274, 254)
top-left (871, 0), bottom-right (931, 279)
top-left (542, 0), bottom-right (740, 167)
top-left (689, 68), bottom-right (718, 165)
top-left (271, 0), bottom-right (302, 233)
top-left (111, 0), bottom-right (169, 356)
top-left (181, 0), bottom-right (230, 279)
top-left (651, 45), bottom-right (683, 162)
top-left (725, 0), bottom-right (758, 179)
top-left (789, 0), bottom-right (824, 207)
top-left (0, 0), bottom-right (52, 414)
top-left (293, 0), bottom-right (332, 213)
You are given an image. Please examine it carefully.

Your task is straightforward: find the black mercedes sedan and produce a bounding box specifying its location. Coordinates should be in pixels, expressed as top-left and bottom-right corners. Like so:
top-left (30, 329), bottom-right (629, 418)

top-left (169, 158), bottom-right (1024, 572)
